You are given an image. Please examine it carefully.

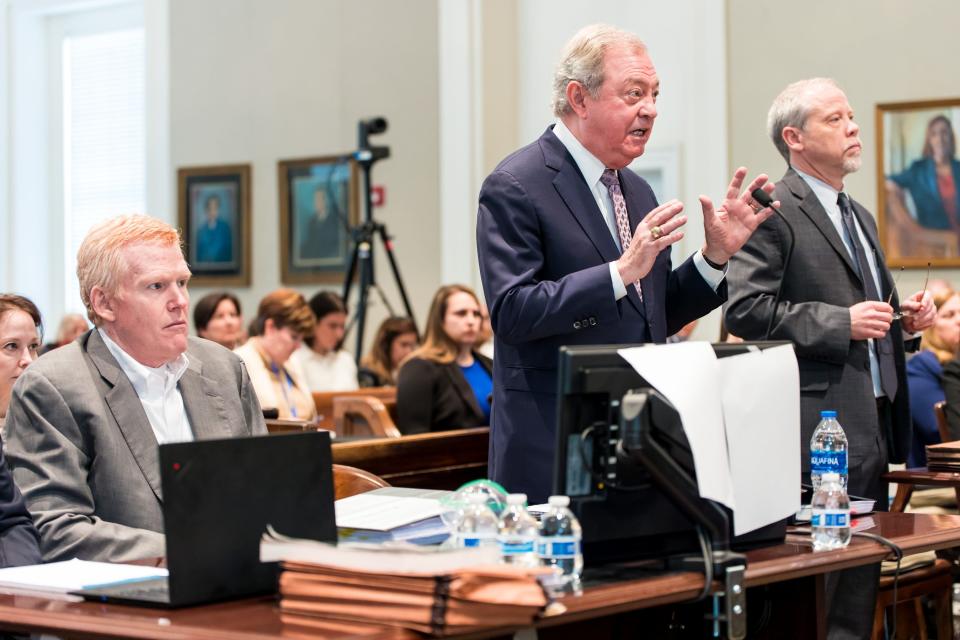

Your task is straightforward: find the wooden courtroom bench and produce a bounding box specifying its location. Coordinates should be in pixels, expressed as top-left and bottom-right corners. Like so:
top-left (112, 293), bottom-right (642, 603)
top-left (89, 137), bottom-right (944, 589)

top-left (331, 427), bottom-right (489, 490)
top-left (312, 388), bottom-right (396, 431)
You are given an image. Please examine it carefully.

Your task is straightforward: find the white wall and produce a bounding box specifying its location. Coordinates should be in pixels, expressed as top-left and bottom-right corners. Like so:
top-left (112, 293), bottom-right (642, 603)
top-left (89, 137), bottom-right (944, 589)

top-left (170, 0), bottom-right (440, 350)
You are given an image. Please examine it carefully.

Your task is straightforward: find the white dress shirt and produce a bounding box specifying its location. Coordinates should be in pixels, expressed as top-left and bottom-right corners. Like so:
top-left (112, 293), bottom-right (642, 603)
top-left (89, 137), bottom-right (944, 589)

top-left (99, 328), bottom-right (194, 444)
top-left (292, 345), bottom-right (359, 392)
top-left (551, 120), bottom-right (724, 300)
top-left (794, 169), bottom-right (884, 398)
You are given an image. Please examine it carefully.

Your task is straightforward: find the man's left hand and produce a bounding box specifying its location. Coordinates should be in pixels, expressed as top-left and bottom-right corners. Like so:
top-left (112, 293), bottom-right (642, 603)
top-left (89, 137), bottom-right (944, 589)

top-left (700, 167), bottom-right (776, 266)
top-left (900, 290), bottom-right (935, 333)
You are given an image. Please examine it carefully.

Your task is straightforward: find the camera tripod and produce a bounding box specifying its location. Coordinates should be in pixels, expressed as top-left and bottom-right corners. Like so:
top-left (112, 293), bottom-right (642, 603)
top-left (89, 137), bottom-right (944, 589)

top-left (341, 118), bottom-right (417, 364)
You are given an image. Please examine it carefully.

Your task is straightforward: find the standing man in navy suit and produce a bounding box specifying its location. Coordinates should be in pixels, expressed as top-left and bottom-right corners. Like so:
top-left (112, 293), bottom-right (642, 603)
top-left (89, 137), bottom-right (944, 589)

top-left (476, 24), bottom-right (777, 501)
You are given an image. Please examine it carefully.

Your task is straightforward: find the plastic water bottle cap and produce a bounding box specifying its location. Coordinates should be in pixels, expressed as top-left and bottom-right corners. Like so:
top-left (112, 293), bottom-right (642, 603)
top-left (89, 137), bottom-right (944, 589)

top-left (506, 493), bottom-right (527, 505)
top-left (820, 410), bottom-right (837, 418)
top-left (822, 472), bottom-right (840, 482)
top-left (548, 495), bottom-right (570, 507)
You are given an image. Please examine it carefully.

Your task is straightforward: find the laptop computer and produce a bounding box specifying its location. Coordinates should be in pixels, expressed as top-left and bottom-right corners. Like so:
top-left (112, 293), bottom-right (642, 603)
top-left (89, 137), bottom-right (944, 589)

top-left (75, 430), bottom-right (337, 607)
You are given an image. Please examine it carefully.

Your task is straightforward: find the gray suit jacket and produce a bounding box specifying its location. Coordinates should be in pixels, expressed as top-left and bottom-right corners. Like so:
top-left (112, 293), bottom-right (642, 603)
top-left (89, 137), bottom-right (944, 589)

top-left (725, 168), bottom-right (911, 471)
top-left (5, 330), bottom-right (266, 562)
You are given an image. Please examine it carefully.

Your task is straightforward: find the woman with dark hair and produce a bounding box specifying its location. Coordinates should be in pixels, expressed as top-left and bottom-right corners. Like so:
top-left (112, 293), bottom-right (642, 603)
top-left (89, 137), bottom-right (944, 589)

top-left (888, 114), bottom-right (960, 231)
top-left (234, 289), bottom-right (316, 420)
top-left (0, 295), bottom-right (43, 437)
top-left (193, 292), bottom-right (244, 350)
top-left (293, 291), bottom-right (358, 391)
top-left (396, 285), bottom-right (492, 434)
top-left (358, 316), bottom-right (418, 387)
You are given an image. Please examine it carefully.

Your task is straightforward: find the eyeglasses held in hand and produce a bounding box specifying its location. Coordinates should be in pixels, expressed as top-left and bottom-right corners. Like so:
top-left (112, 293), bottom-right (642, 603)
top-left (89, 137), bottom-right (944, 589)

top-left (888, 262), bottom-right (930, 321)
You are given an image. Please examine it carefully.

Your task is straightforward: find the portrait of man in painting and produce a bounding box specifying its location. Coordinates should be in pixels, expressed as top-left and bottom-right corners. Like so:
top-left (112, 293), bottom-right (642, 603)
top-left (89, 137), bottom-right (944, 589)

top-left (880, 100), bottom-right (960, 266)
top-left (291, 164), bottom-right (350, 268)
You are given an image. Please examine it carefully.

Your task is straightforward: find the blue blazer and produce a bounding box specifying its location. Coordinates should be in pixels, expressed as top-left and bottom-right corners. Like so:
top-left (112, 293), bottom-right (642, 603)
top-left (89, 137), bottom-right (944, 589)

top-left (889, 157), bottom-right (960, 230)
top-left (476, 126), bottom-right (724, 501)
top-left (905, 350), bottom-right (945, 468)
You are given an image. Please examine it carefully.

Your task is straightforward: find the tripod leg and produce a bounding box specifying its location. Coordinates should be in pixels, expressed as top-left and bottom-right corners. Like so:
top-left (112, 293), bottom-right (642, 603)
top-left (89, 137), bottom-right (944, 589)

top-left (376, 224), bottom-right (418, 332)
top-left (342, 237), bottom-right (361, 305)
top-left (353, 241), bottom-right (373, 364)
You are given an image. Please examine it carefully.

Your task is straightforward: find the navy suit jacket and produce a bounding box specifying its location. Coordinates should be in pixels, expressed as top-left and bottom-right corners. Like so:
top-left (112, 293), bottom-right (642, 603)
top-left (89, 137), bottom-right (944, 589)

top-left (476, 126), bottom-right (725, 501)
top-left (0, 439), bottom-right (40, 567)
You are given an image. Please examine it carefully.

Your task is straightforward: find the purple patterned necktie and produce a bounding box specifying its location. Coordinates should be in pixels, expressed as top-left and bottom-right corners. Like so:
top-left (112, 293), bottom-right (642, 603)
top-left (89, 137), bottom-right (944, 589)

top-left (600, 169), bottom-right (642, 300)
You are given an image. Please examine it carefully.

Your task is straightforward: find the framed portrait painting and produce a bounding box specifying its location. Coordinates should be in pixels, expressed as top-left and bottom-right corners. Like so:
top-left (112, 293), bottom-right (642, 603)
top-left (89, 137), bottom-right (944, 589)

top-left (177, 164), bottom-right (252, 286)
top-left (876, 98), bottom-right (960, 267)
top-left (278, 155), bottom-right (358, 284)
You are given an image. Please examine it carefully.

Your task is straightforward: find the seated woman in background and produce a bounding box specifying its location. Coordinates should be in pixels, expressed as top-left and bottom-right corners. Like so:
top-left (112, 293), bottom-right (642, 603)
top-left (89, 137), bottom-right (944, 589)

top-left (38, 313), bottom-right (87, 355)
top-left (234, 289), bottom-right (316, 421)
top-left (193, 291), bottom-right (244, 350)
top-left (0, 295), bottom-right (43, 438)
top-left (910, 288), bottom-right (960, 466)
top-left (294, 291), bottom-right (358, 392)
top-left (358, 316), bottom-right (418, 387)
top-left (396, 285), bottom-right (492, 434)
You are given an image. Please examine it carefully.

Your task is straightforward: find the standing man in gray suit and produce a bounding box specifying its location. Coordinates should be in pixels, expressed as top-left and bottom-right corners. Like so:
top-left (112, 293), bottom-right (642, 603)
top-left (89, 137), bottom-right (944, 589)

top-left (725, 78), bottom-right (934, 639)
top-left (5, 215), bottom-right (266, 563)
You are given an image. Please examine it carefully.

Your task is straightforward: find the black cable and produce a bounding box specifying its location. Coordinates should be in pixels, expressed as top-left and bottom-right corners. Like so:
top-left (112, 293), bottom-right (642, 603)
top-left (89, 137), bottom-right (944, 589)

top-left (692, 525), bottom-right (714, 602)
top-left (852, 531), bottom-right (903, 639)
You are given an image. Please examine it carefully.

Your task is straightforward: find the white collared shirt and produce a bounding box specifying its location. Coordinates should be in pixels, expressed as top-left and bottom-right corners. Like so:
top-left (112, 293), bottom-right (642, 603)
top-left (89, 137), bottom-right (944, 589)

top-left (551, 120), bottom-right (723, 300)
top-left (794, 168), bottom-right (884, 398)
top-left (99, 328), bottom-right (195, 444)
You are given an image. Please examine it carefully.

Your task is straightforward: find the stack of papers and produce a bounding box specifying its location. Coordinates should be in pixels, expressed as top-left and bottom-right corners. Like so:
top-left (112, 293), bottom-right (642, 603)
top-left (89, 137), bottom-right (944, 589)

top-left (335, 488), bottom-right (451, 545)
top-left (926, 441), bottom-right (960, 471)
top-left (0, 559), bottom-right (167, 598)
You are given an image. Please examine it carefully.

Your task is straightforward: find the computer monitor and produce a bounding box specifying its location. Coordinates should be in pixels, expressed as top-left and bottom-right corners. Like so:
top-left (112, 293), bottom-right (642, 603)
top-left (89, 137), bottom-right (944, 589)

top-left (554, 342), bottom-right (787, 566)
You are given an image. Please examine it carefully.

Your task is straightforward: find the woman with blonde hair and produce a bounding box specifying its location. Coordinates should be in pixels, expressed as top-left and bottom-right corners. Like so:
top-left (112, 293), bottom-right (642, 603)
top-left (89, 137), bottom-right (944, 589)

top-left (396, 285), bottom-right (491, 434)
top-left (234, 289), bottom-right (316, 421)
top-left (909, 287), bottom-right (960, 466)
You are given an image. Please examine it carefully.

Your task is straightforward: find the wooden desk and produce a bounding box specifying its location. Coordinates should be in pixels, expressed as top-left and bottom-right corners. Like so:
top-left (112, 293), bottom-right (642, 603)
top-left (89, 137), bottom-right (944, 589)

top-left (883, 467), bottom-right (960, 511)
top-left (0, 513), bottom-right (957, 639)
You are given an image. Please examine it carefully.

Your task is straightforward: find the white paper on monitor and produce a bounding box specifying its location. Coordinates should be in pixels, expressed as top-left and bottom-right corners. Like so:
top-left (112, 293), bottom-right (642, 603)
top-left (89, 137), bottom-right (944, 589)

top-left (717, 344), bottom-right (800, 535)
top-left (618, 342), bottom-right (734, 509)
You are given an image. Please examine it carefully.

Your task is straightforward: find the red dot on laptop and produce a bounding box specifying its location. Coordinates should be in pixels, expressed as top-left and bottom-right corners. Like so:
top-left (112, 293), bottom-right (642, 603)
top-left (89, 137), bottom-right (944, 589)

top-left (172, 463), bottom-right (181, 471)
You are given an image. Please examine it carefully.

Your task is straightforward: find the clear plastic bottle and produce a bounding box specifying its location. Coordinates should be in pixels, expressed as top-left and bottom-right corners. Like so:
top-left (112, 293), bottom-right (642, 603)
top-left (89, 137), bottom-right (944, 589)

top-left (455, 493), bottom-right (499, 548)
top-left (497, 493), bottom-right (539, 567)
top-left (811, 410), bottom-right (848, 492)
top-left (810, 471), bottom-right (851, 551)
top-left (537, 495), bottom-right (583, 592)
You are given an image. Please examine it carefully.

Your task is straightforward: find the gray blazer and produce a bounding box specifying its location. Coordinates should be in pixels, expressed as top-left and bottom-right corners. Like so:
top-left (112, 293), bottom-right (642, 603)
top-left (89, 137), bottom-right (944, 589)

top-left (5, 330), bottom-right (266, 562)
top-left (725, 168), bottom-right (912, 471)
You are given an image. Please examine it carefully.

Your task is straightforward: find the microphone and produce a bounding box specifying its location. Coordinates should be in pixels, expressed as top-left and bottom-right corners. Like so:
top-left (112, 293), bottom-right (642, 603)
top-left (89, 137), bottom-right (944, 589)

top-left (750, 188), bottom-right (796, 341)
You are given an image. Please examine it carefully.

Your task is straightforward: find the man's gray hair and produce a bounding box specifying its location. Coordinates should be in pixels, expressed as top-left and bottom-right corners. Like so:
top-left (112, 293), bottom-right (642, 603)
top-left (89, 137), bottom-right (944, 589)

top-left (552, 24), bottom-right (647, 118)
top-left (767, 77), bottom-right (841, 162)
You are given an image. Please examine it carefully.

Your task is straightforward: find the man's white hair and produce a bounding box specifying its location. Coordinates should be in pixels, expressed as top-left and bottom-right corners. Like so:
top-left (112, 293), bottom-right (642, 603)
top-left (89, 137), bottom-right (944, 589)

top-left (552, 24), bottom-right (646, 118)
top-left (767, 77), bottom-right (841, 162)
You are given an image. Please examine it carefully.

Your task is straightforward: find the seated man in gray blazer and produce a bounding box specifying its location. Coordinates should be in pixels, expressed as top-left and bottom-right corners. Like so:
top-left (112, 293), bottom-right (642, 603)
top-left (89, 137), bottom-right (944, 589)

top-left (5, 215), bottom-right (267, 562)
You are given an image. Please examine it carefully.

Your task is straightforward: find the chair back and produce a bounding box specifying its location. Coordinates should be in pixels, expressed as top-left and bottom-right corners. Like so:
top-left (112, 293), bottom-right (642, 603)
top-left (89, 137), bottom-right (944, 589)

top-left (934, 401), bottom-right (951, 443)
top-left (334, 396), bottom-right (401, 438)
top-left (332, 464), bottom-right (390, 500)
top-left (313, 387), bottom-right (397, 430)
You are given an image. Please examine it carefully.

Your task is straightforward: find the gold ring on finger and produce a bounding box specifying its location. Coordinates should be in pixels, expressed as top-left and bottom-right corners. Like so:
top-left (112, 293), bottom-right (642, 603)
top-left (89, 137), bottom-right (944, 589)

top-left (650, 225), bottom-right (663, 240)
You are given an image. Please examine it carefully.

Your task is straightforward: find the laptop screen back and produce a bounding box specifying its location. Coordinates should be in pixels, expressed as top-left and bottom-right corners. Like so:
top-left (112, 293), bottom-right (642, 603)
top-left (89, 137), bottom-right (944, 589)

top-left (159, 431), bottom-right (336, 603)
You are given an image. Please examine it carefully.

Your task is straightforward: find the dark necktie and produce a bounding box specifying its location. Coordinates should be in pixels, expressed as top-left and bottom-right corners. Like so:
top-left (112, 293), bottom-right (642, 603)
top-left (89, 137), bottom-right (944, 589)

top-left (837, 192), bottom-right (898, 400)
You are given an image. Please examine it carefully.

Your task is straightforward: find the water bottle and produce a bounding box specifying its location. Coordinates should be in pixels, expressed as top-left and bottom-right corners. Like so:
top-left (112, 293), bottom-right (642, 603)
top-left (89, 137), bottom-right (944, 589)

top-left (455, 493), bottom-right (499, 548)
top-left (497, 493), bottom-right (539, 567)
top-left (811, 410), bottom-right (848, 492)
top-left (810, 471), bottom-right (851, 551)
top-left (537, 495), bottom-right (583, 592)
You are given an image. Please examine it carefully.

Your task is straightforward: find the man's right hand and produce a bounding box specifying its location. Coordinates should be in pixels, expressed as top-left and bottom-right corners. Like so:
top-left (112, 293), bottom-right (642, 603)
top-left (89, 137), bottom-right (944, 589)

top-left (849, 300), bottom-right (894, 340)
top-left (616, 199), bottom-right (686, 285)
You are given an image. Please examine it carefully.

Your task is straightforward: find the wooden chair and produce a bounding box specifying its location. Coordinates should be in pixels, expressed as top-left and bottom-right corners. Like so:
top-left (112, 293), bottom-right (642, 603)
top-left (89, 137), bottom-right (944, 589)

top-left (332, 427), bottom-right (489, 490)
top-left (873, 410), bottom-right (956, 640)
top-left (333, 396), bottom-right (401, 438)
top-left (313, 387), bottom-right (397, 431)
top-left (332, 464), bottom-right (390, 500)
